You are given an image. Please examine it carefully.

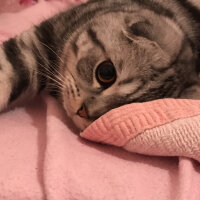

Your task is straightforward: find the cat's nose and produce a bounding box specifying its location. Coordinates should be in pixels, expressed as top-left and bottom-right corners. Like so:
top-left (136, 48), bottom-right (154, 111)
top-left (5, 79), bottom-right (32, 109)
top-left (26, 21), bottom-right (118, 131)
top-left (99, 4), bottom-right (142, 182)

top-left (77, 104), bottom-right (88, 119)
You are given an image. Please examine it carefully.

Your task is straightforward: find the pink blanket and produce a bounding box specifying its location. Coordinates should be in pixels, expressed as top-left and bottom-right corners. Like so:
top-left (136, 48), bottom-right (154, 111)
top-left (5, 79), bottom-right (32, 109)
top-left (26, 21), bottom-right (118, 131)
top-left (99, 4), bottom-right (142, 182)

top-left (82, 99), bottom-right (200, 162)
top-left (0, 1), bottom-right (200, 200)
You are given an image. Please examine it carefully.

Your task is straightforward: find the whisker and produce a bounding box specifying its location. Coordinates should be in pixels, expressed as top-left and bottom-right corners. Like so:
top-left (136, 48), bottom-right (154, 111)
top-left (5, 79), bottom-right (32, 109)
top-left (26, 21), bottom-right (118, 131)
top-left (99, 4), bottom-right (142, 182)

top-left (50, 65), bottom-right (66, 81)
top-left (36, 70), bottom-right (64, 88)
top-left (37, 42), bottom-right (67, 81)
top-left (34, 60), bottom-right (65, 86)
top-left (41, 58), bottom-right (66, 81)
top-left (38, 41), bottom-right (64, 64)
top-left (45, 87), bottom-right (62, 94)
top-left (46, 88), bottom-right (62, 94)
top-left (31, 41), bottom-right (69, 93)
top-left (33, 49), bottom-right (66, 83)
top-left (32, 39), bottom-right (66, 79)
top-left (47, 82), bottom-right (63, 90)
top-left (45, 85), bottom-right (62, 95)
top-left (47, 66), bottom-right (65, 83)
top-left (45, 67), bottom-right (64, 84)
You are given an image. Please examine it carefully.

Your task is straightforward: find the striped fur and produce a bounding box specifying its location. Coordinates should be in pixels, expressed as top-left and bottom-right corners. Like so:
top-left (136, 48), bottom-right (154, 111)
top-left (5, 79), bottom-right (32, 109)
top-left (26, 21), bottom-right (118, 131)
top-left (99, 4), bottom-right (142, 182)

top-left (0, 0), bottom-right (200, 130)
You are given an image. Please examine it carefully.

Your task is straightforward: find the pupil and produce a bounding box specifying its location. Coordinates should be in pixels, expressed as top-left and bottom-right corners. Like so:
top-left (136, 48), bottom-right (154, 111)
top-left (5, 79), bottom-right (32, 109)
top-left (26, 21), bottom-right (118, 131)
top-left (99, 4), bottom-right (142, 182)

top-left (99, 65), bottom-right (115, 80)
top-left (96, 60), bottom-right (116, 88)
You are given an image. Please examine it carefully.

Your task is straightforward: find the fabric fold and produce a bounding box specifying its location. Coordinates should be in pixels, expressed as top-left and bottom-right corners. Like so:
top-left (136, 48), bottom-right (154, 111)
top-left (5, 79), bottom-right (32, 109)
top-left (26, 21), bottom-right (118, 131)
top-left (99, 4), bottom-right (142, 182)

top-left (81, 99), bottom-right (200, 162)
top-left (0, 1), bottom-right (200, 200)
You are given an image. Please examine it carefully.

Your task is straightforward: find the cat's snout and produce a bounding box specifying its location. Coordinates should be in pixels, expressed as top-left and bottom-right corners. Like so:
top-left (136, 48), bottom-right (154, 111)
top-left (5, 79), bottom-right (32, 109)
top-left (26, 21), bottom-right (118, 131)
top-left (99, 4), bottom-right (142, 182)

top-left (77, 104), bottom-right (88, 119)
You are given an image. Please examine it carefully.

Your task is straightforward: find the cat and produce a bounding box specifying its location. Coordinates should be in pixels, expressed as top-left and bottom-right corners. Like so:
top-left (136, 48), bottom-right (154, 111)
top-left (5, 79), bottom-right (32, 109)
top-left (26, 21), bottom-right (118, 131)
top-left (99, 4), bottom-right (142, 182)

top-left (0, 0), bottom-right (200, 130)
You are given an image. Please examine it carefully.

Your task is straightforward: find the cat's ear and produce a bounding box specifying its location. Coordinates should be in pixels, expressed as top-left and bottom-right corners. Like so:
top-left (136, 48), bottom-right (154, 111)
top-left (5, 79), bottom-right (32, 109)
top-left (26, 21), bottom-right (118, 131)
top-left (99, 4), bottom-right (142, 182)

top-left (123, 17), bottom-right (184, 59)
top-left (126, 20), bottom-right (153, 41)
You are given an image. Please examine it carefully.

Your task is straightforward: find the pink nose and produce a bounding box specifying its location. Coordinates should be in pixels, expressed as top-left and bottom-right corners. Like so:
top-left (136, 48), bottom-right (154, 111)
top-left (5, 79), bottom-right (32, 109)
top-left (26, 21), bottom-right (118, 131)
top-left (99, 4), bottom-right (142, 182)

top-left (77, 105), bottom-right (88, 119)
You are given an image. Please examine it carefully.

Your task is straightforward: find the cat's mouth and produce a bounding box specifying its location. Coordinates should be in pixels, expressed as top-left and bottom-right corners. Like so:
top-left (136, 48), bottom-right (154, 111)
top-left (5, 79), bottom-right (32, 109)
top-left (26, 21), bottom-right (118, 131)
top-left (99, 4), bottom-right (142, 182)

top-left (76, 104), bottom-right (103, 121)
top-left (77, 104), bottom-right (89, 119)
top-left (73, 106), bottom-right (92, 130)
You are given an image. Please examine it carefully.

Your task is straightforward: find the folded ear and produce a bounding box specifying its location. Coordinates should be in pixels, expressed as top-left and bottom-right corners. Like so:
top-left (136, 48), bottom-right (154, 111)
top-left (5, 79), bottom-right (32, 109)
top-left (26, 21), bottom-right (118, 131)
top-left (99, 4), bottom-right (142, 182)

top-left (124, 15), bottom-right (185, 61)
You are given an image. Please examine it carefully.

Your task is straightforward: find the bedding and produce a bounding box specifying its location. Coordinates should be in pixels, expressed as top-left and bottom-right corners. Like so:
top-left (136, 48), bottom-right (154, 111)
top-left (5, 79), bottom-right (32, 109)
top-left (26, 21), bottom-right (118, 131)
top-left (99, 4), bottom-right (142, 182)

top-left (81, 99), bottom-right (200, 162)
top-left (0, 1), bottom-right (200, 200)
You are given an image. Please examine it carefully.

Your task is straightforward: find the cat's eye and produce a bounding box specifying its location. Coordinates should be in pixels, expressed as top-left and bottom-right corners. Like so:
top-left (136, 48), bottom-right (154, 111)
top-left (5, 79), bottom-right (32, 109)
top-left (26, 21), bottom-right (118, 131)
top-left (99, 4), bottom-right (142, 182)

top-left (96, 61), bottom-right (116, 88)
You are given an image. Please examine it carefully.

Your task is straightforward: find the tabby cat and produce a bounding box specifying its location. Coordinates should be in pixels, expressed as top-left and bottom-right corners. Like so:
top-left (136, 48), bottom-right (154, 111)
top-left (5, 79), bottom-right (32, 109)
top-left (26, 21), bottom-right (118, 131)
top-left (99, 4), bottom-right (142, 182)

top-left (0, 0), bottom-right (200, 130)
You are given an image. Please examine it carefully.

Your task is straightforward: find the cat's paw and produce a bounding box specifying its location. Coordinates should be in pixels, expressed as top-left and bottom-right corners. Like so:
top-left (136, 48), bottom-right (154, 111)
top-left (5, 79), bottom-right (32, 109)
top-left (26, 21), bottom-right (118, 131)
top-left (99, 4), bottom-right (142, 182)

top-left (0, 74), bottom-right (12, 112)
top-left (0, 87), bottom-right (10, 111)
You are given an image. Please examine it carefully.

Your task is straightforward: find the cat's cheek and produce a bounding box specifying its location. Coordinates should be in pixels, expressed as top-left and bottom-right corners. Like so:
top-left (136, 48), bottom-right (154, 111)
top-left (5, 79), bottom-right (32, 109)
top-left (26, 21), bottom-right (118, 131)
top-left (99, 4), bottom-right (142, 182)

top-left (62, 91), bottom-right (79, 113)
top-left (72, 115), bottom-right (92, 131)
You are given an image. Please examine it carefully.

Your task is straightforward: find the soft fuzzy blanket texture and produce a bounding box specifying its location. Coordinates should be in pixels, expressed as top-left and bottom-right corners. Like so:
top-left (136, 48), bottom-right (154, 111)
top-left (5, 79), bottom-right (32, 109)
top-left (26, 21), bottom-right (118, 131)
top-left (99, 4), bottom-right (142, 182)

top-left (0, 1), bottom-right (200, 200)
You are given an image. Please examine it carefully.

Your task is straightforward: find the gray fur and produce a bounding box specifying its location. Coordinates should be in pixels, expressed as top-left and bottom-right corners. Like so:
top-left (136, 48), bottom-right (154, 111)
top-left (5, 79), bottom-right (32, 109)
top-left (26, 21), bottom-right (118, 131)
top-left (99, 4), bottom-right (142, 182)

top-left (0, 0), bottom-right (199, 130)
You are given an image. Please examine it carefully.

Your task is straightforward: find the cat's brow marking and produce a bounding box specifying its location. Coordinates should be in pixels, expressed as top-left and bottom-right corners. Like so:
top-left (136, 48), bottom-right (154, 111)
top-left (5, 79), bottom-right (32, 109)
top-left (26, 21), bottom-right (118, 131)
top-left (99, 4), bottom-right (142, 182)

top-left (118, 77), bottom-right (134, 85)
top-left (71, 35), bottom-right (80, 56)
top-left (87, 27), bottom-right (106, 52)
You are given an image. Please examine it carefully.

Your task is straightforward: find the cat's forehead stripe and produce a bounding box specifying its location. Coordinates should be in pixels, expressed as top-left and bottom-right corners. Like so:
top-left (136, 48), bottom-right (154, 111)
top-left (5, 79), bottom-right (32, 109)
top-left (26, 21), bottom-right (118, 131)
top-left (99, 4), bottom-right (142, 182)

top-left (87, 28), bottom-right (106, 53)
top-left (72, 40), bottom-right (79, 56)
top-left (71, 34), bottom-right (80, 56)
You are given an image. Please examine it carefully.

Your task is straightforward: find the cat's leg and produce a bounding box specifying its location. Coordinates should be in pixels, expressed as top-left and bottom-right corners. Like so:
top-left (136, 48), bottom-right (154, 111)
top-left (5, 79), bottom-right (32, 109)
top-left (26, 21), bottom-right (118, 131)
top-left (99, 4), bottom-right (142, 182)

top-left (0, 27), bottom-right (49, 111)
top-left (0, 47), bottom-right (14, 110)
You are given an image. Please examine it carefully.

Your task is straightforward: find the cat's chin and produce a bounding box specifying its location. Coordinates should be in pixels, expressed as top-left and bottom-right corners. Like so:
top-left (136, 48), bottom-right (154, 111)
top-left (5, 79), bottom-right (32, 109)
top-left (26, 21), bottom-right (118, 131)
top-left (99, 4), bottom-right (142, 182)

top-left (71, 115), bottom-right (93, 131)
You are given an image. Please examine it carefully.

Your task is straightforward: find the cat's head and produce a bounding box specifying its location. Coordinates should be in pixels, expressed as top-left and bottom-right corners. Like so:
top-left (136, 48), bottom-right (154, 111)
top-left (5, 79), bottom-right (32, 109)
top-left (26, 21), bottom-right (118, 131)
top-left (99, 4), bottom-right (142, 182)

top-left (60, 11), bottom-right (196, 130)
